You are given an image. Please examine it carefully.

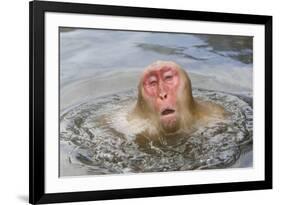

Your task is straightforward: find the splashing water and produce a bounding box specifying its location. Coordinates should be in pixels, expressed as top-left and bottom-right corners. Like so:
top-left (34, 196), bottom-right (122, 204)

top-left (60, 89), bottom-right (252, 176)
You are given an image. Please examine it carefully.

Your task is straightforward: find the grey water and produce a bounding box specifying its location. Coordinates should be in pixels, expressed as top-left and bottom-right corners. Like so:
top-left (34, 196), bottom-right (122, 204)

top-left (59, 28), bottom-right (253, 176)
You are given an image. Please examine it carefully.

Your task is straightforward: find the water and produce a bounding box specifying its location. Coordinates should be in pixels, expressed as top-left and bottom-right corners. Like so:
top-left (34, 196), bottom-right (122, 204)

top-left (59, 28), bottom-right (253, 176)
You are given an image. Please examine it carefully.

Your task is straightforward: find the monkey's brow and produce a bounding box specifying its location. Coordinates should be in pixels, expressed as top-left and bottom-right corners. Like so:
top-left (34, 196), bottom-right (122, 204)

top-left (143, 71), bottom-right (158, 79)
top-left (160, 66), bottom-right (173, 72)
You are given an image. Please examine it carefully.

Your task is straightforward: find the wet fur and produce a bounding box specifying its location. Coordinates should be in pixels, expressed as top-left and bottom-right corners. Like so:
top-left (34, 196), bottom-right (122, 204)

top-left (128, 61), bottom-right (227, 142)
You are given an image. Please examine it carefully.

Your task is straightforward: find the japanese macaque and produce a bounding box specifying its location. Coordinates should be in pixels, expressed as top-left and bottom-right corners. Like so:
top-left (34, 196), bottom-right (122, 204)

top-left (128, 61), bottom-right (227, 142)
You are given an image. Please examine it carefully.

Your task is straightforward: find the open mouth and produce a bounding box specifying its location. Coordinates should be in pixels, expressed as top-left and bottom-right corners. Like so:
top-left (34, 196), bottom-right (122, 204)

top-left (161, 108), bottom-right (175, 116)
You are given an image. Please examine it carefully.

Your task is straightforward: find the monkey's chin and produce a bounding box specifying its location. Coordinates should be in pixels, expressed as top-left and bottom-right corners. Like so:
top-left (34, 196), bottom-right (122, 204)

top-left (160, 115), bottom-right (179, 133)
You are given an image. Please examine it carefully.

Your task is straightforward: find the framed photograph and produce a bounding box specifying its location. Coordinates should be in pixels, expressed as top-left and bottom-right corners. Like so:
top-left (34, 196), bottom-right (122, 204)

top-left (29, 0), bottom-right (272, 204)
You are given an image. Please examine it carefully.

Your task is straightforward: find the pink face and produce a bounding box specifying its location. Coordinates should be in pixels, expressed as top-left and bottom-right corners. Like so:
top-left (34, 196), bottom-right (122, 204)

top-left (142, 65), bottom-right (180, 131)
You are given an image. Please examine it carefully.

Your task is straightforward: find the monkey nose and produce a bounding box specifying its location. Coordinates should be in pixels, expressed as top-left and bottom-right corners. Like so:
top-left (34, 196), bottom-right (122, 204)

top-left (159, 93), bottom-right (168, 100)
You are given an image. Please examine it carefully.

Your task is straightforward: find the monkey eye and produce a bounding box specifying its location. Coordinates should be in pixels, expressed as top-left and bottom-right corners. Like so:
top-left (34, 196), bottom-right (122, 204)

top-left (149, 80), bottom-right (157, 86)
top-left (164, 75), bottom-right (173, 81)
top-left (147, 76), bottom-right (157, 86)
top-left (163, 70), bottom-right (174, 81)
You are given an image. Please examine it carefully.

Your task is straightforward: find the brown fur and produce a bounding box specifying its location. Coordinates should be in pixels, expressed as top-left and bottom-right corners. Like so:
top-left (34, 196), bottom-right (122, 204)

top-left (128, 61), bottom-right (227, 142)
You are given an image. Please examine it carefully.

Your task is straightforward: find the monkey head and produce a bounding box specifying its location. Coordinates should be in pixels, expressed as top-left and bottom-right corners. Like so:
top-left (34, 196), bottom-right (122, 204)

top-left (136, 61), bottom-right (195, 134)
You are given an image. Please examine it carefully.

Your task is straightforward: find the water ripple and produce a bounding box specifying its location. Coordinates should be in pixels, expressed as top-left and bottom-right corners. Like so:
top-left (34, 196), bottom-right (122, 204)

top-left (60, 89), bottom-right (252, 176)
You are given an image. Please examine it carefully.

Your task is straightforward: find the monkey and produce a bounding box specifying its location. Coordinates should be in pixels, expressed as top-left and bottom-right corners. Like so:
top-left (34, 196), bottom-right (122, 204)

top-left (127, 61), bottom-right (227, 144)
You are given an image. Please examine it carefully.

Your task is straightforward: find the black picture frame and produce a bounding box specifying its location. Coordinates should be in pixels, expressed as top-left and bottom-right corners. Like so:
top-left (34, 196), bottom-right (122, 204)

top-left (29, 0), bottom-right (272, 204)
